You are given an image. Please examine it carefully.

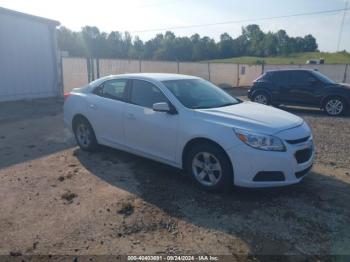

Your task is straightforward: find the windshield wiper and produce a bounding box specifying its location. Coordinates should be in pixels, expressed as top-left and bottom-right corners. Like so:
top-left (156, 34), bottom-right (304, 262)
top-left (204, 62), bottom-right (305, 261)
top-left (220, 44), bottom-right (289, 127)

top-left (192, 102), bottom-right (237, 109)
top-left (191, 106), bottom-right (212, 109)
top-left (215, 102), bottom-right (237, 108)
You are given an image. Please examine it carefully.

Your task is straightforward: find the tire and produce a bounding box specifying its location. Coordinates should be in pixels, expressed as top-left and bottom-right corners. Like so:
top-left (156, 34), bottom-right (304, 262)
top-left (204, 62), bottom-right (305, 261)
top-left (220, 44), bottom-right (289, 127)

top-left (186, 143), bottom-right (233, 192)
top-left (252, 91), bottom-right (270, 105)
top-left (323, 97), bottom-right (347, 116)
top-left (73, 117), bottom-right (99, 151)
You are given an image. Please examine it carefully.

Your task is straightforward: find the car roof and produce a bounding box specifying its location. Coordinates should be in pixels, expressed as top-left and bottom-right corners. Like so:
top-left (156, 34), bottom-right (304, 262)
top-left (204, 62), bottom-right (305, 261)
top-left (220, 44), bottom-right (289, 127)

top-left (97, 73), bottom-right (200, 82)
top-left (266, 69), bottom-right (315, 73)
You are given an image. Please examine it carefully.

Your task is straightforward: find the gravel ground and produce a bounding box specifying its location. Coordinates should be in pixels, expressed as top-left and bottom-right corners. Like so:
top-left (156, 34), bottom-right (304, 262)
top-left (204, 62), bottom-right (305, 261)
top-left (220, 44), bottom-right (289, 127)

top-left (0, 94), bottom-right (349, 259)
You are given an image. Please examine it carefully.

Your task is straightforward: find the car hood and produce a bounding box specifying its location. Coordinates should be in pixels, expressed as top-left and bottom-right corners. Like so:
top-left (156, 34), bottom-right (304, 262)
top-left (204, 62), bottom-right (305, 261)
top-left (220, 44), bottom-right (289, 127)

top-left (336, 83), bottom-right (350, 89)
top-left (195, 101), bottom-right (303, 134)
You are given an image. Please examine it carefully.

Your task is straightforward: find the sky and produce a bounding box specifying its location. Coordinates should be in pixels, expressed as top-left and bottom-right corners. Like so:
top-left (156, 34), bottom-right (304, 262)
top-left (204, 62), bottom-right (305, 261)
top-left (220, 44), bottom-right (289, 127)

top-left (1, 0), bottom-right (349, 52)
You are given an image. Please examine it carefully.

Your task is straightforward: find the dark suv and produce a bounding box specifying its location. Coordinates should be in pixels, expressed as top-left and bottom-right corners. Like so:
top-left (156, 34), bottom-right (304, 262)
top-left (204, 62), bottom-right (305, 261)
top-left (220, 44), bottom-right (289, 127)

top-left (248, 69), bottom-right (350, 116)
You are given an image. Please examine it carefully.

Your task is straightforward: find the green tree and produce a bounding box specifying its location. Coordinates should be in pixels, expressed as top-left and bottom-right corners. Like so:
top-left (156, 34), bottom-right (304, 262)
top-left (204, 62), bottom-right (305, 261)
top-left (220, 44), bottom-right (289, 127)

top-left (129, 36), bottom-right (144, 59)
top-left (262, 32), bottom-right (278, 56)
top-left (303, 34), bottom-right (318, 52)
top-left (106, 31), bottom-right (123, 58)
top-left (218, 33), bottom-right (236, 58)
top-left (191, 34), bottom-right (218, 60)
top-left (57, 26), bottom-right (87, 56)
top-left (276, 30), bottom-right (290, 55)
top-left (81, 26), bottom-right (102, 57)
top-left (57, 24), bottom-right (319, 61)
top-left (242, 24), bottom-right (265, 56)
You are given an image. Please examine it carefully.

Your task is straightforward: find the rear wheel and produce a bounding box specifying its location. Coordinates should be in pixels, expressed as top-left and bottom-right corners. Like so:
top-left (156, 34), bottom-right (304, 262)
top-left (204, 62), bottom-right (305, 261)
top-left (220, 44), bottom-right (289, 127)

top-left (186, 143), bottom-right (233, 192)
top-left (73, 117), bottom-right (99, 151)
top-left (252, 92), bottom-right (270, 105)
top-left (323, 97), bottom-right (347, 116)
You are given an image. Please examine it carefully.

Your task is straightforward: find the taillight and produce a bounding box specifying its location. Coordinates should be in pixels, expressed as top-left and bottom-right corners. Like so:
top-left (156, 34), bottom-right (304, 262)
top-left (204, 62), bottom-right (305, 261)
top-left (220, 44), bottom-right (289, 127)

top-left (64, 92), bottom-right (71, 102)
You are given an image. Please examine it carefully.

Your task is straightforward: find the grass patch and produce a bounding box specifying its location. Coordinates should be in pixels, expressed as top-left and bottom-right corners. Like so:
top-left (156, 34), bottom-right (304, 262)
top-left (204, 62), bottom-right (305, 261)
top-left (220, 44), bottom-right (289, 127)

top-left (208, 52), bottom-right (350, 65)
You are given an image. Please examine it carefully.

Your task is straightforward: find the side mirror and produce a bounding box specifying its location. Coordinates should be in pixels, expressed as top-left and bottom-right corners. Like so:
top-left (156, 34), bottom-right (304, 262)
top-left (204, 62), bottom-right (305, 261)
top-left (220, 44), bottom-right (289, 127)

top-left (153, 102), bottom-right (170, 112)
top-left (153, 102), bottom-right (178, 115)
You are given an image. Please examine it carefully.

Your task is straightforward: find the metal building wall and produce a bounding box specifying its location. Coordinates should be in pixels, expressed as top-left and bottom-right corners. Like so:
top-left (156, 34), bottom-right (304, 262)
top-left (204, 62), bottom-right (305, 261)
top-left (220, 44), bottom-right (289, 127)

top-left (0, 13), bottom-right (58, 101)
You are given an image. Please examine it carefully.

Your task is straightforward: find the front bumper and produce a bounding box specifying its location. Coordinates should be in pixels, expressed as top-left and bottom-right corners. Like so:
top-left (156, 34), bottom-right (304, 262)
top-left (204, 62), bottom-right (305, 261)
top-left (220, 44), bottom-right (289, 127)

top-left (247, 89), bottom-right (252, 99)
top-left (227, 136), bottom-right (314, 188)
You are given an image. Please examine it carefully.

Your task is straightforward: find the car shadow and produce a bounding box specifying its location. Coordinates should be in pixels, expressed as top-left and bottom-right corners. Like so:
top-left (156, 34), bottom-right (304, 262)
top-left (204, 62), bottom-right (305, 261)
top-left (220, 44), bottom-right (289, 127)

top-left (76, 146), bottom-right (350, 256)
top-left (0, 99), bottom-right (75, 169)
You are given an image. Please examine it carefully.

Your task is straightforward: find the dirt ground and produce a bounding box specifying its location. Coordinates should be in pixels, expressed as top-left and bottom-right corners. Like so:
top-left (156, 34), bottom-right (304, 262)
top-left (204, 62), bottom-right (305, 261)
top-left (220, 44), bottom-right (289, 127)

top-left (0, 92), bottom-right (350, 259)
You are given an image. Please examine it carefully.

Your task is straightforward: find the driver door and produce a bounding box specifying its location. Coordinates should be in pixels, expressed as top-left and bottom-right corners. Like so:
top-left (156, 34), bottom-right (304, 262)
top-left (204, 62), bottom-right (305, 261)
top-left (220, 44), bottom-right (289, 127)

top-left (124, 79), bottom-right (179, 163)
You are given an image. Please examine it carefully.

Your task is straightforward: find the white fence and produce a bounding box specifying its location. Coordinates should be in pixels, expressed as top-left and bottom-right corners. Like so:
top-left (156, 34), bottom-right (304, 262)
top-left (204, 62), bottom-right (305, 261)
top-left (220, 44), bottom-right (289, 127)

top-left (62, 58), bottom-right (88, 92)
top-left (62, 57), bottom-right (350, 92)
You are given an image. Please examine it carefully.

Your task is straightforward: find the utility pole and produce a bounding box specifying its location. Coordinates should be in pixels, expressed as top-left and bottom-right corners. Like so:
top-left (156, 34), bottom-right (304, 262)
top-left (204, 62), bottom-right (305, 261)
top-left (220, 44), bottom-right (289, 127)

top-left (337, 0), bottom-right (349, 51)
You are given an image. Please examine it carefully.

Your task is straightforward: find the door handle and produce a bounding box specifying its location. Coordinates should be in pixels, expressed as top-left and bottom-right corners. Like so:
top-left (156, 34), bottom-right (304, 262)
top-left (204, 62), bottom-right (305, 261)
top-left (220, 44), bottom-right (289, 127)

top-left (90, 104), bottom-right (97, 109)
top-left (126, 113), bottom-right (136, 120)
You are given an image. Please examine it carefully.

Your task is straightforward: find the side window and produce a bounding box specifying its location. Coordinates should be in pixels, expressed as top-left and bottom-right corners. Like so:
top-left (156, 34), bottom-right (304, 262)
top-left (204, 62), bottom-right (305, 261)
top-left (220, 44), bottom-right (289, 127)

top-left (95, 79), bottom-right (128, 100)
top-left (289, 71), bottom-right (312, 86)
top-left (272, 72), bottom-right (289, 87)
top-left (130, 80), bottom-right (167, 108)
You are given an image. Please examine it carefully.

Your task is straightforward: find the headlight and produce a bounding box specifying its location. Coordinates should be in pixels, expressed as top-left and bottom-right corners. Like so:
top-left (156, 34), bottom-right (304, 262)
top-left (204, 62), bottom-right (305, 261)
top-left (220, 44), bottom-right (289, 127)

top-left (234, 128), bottom-right (286, 152)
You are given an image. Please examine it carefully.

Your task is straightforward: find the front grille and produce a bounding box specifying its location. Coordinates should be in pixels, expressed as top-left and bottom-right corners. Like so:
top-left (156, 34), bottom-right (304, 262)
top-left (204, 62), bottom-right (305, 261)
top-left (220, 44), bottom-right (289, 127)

top-left (253, 171), bottom-right (285, 182)
top-left (295, 165), bottom-right (313, 179)
top-left (286, 136), bottom-right (310, 145)
top-left (295, 148), bottom-right (312, 164)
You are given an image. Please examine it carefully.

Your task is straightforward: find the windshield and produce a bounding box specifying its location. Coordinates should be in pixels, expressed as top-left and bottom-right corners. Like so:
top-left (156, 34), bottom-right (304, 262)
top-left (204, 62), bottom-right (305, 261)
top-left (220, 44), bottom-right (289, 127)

top-left (311, 71), bottom-right (335, 84)
top-left (162, 79), bottom-right (240, 109)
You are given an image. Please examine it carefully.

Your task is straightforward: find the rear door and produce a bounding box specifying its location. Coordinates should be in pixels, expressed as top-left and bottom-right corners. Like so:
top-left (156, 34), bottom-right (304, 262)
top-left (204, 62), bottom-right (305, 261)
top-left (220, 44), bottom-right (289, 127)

top-left (124, 79), bottom-right (179, 163)
top-left (88, 79), bottom-right (129, 146)
top-left (271, 71), bottom-right (290, 103)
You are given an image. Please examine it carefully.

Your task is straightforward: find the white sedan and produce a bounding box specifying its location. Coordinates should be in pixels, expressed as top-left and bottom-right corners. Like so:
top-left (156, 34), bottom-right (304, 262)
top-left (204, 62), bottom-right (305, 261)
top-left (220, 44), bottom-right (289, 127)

top-left (64, 73), bottom-right (314, 191)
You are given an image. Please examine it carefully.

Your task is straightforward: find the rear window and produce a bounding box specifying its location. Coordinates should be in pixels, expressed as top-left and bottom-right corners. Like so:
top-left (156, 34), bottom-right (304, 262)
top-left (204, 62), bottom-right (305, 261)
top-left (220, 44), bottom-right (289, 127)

top-left (94, 79), bottom-right (128, 100)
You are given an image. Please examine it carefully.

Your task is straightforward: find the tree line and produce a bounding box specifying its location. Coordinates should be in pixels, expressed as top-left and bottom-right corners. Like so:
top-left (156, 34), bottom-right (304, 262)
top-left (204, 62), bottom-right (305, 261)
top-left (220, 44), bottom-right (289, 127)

top-left (57, 24), bottom-right (318, 61)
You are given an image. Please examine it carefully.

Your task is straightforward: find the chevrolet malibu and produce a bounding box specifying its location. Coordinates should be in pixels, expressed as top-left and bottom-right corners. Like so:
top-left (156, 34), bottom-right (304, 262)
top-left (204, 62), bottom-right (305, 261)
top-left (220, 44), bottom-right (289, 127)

top-left (64, 73), bottom-right (314, 191)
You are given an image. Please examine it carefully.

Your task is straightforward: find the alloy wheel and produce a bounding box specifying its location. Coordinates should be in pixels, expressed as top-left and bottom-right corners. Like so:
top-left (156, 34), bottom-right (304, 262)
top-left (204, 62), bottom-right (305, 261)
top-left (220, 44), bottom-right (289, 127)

top-left (254, 94), bottom-right (268, 104)
top-left (192, 152), bottom-right (222, 186)
top-left (76, 123), bottom-right (91, 147)
top-left (325, 99), bottom-right (343, 116)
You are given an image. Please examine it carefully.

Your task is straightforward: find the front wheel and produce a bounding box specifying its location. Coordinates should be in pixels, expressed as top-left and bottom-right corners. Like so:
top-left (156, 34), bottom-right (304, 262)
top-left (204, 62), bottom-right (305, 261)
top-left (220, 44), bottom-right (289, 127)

top-left (252, 92), bottom-right (270, 105)
top-left (186, 143), bottom-right (233, 192)
top-left (324, 97), bottom-right (347, 116)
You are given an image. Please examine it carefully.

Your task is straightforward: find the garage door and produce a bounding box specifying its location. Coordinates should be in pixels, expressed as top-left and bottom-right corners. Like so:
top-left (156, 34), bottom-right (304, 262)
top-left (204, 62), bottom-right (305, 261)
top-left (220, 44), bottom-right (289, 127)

top-left (0, 14), bottom-right (58, 102)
